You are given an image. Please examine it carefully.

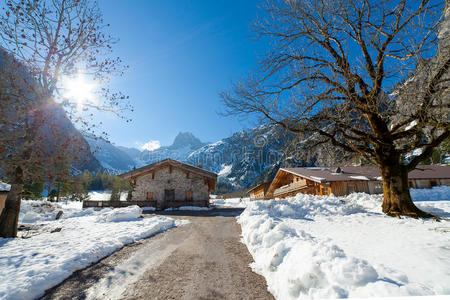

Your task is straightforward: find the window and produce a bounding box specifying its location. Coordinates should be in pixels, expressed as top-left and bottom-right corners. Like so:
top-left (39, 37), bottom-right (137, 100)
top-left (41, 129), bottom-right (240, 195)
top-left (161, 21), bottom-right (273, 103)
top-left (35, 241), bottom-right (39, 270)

top-left (185, 190), bottom-right (193, 201)
top-left (374, 183), bottom-right (383, 192)
top-left (430, 180), bottom-right (437, 187)
top-left (147, 192), bottom-right (153, 200)
top-left (322, 187), bottom-right (329, 195)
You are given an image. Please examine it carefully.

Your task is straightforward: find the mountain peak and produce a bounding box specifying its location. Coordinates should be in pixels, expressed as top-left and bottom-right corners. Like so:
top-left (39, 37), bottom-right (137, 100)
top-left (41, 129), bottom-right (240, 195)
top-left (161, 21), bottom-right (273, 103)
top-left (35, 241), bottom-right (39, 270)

top-left (169, 132), bottom-right (204, 150)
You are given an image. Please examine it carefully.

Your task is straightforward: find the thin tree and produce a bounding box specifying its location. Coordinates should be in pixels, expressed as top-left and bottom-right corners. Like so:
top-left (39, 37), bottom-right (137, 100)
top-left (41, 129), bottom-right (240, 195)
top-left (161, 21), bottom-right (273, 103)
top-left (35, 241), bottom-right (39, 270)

top-left (222, 0), bottom-right (449, 217)
top-left (0, 0), bottom-right (131, 237)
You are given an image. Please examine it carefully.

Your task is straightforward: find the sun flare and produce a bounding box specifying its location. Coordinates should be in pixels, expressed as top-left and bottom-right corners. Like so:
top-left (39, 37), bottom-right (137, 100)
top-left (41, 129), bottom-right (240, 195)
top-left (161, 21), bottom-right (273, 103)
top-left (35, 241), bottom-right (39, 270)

top-left (63, 73), bottom-right (97, 110)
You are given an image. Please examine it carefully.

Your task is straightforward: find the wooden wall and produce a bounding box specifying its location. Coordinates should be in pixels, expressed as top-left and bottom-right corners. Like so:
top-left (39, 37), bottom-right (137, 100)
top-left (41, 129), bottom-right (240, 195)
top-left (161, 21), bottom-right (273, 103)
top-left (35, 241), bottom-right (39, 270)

top-left (330, 181), bottom-right (371, 196)
top-left (409, 179), bottom-right (450, 189)
top-left (250, 188), bottom-right (266, 200)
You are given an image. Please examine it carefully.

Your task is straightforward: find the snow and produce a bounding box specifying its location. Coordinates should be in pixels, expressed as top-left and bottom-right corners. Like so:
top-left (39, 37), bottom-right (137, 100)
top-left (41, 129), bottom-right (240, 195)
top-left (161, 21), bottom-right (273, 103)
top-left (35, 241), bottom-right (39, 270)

top-left (0, 181), bottom-right (11, 192)
top-left (238, 191), bottom-right (450, 299)
top-left (218, 164), bottom-right (233, 177)
top-left (211, 197), bottom-right (250, 208)
top-left (0, 201), bottom-right (179, 300)
top-left (405, 120), bottom-right (417, 131)
top-left (410, 186), bottom-right (450, 202)
top-left (89, 190), bottom-right (128, 201)
top-left (349, 175), bottom-right (370, 180)
top-left (310, 176), bottom-right (326, 182)
top-left (97, 205), bottom-right (142, 222)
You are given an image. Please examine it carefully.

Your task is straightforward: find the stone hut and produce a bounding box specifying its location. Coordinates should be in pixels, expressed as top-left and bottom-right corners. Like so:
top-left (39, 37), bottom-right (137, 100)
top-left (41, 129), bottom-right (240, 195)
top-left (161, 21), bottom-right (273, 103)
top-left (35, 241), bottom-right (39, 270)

top-left (118, 159), bottom-right (217, 209)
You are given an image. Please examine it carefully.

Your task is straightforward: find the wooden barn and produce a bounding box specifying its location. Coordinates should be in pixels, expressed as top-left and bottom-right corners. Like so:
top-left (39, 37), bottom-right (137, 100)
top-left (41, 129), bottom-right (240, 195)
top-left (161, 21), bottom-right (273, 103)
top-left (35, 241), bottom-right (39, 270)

top-left (266, 165), bottom-right (450, 198)
top-left (118, 159), bottom-right (217, 209)
top-left (247, 182), bottom-right (271, 200)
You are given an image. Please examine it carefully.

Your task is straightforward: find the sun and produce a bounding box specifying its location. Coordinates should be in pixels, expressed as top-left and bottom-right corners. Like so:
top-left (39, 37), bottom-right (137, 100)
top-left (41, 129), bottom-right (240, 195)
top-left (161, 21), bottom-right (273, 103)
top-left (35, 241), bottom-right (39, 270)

top-left (63, 73), bottom-right (97, 110)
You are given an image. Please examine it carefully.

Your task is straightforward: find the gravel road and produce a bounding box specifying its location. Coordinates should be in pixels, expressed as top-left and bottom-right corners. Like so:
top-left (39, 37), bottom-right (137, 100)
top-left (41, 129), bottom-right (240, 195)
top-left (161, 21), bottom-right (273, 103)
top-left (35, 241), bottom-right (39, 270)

top-left (41, 208), bottom-right (274, 300)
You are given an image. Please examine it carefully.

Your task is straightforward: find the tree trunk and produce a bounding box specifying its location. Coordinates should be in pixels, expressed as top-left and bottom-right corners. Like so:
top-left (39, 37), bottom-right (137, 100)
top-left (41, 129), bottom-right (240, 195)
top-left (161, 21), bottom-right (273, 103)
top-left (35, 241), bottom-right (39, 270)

top-left (56, 182), bottom-right (60, 202)
top-left (0, 183), bottom-right (23, 238)
top-left (380, 163), bottom-right (433, 218)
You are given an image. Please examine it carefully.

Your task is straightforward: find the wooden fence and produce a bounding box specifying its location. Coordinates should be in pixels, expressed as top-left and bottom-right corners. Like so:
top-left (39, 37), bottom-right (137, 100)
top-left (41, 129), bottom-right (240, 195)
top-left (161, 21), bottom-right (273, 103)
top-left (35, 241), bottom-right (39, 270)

top-left (82, 200), bottom-right (157, 209)
top-left (82, 200), bottom-right (209, 210)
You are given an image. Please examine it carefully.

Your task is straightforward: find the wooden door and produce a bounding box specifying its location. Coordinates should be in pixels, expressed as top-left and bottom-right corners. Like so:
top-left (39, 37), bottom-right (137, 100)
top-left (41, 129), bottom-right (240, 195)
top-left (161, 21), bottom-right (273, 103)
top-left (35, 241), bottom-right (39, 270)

top-left (165, 189), bottom-right (175, 201)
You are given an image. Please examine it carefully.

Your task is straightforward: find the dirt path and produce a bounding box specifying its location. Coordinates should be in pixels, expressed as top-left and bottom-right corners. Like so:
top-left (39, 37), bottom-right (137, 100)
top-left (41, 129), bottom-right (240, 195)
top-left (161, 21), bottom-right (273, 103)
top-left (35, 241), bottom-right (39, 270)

top-left (42, 209), bottom-right (274, 300)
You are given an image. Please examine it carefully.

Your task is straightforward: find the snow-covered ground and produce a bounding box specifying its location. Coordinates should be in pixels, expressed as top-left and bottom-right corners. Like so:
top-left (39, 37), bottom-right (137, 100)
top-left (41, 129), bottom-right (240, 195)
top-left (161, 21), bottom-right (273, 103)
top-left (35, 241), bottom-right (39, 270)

top-left (0, 201), bottom-right (180, 300)
top-left (238, 186), bottom-right (450, 299)
top-left (211, 197), bottom-right (250, 208)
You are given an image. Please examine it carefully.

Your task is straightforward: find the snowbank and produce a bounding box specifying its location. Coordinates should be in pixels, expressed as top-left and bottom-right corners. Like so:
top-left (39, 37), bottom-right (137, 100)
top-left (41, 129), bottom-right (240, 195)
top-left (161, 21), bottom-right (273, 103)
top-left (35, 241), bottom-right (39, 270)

top-left (97, 206), bottom-right (143, 222)
top-left (1, 203), bottom-right (178, 300)
top-left (238, 192), bottom-right (450, 299)
top-left (410, 186), bottom-right (450, 202)
top-left (19, 200), bottom-right (88, 223)
top-left (211, 197), bottom-right (250, 208)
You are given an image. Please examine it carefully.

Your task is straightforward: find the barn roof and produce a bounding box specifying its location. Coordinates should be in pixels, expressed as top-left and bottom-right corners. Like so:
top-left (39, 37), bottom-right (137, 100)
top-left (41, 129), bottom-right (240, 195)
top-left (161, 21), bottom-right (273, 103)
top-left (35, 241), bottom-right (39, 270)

top-left (247, 181), bottom-right (272, 194)
top-left (280, 165), bottom-right (450, 183)
top-left (118, 158), bottom-right (218, 180)
top-left (0, 181), bottom-right (11, 192)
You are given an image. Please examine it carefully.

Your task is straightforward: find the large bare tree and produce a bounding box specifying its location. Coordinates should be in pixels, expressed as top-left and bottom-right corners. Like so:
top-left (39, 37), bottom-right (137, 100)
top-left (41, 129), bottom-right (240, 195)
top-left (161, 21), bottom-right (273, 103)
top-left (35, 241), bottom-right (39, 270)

top-left (0, 0), bottom-right (131, 237)
top-left (222, 0), bottom-right (449, 217)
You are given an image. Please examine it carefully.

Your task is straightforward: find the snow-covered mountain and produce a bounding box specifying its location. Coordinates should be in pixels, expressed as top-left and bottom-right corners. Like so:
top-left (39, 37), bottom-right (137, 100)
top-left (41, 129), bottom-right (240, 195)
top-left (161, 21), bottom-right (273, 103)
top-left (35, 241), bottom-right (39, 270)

top-left (139, 132), bottom-right (208, 165)
top-left (88, 132), bottom-right (208, 174)
top-left (186, 125), bottom-right (294, 189)
top-left (86, 136), bottom-right (136, 173)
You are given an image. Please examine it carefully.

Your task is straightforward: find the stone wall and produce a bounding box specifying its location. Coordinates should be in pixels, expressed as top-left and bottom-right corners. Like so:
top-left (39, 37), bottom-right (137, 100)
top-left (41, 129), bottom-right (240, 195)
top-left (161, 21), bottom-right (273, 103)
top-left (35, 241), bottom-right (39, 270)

top-left (132, 166), bottom-right (210, 208)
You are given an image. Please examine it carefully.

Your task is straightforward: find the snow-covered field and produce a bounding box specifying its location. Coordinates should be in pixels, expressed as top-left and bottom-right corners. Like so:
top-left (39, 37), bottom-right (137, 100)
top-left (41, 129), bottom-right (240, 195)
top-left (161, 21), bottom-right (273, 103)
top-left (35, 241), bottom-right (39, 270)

top-left (88, 190), bottom-right (128, 201)
top-left (0, 201), bottom-right (180, 300)
top-left (238, 186), bottom-right (450, 299)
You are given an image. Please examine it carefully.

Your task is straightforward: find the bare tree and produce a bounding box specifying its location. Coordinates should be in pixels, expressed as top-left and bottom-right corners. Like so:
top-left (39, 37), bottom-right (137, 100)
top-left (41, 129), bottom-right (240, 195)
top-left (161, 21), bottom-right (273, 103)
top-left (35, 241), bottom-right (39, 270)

top-left (0, 0), bottom-right (131, 237)
top-left (222, 0), bottom-right (449, 218)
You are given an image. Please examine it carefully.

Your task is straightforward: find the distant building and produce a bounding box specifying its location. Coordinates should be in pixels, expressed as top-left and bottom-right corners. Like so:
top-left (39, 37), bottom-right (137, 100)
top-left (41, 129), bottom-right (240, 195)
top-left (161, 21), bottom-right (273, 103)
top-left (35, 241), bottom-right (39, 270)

top-left (247, 182), bottom-right (272, 200)
top-left (266, 165), bottom-right (450, 198)
top-left (0, 181), bottom-right (11, 216)
top-left (118, 159), bottom-right (217, 209)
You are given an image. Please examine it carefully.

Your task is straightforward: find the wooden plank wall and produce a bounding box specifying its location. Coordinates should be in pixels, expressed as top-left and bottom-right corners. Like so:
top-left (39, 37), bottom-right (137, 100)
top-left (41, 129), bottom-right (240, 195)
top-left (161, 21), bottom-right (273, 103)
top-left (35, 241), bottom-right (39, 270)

top-left (331, 181), bottom-right (370, 196)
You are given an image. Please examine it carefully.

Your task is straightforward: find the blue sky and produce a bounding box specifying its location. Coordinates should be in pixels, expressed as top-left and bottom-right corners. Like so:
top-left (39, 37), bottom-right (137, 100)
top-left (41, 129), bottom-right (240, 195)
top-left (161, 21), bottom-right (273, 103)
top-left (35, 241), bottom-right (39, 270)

top-left (96, 0), bottom-right (265, 149)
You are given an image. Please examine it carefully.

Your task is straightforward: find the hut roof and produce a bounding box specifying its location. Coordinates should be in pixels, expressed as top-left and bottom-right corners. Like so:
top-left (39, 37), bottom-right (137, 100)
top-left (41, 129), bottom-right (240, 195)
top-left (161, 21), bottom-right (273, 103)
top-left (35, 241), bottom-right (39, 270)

top-left (247, 181), bottom-right (272, 194)
top-left (280, 165), bottom-right (450, 183)
top-left (118, 158), bottom-right (218, 180)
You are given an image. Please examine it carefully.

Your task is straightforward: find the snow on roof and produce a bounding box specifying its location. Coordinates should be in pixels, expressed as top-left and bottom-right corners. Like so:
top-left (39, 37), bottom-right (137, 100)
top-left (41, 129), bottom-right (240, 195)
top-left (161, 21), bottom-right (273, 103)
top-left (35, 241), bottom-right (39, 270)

top-left (311, 176), bottom-right (326, 182)
top-left (349, 176), bottom-right (370, 181)
top-left (0, 181), bottom-right (11, 192)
